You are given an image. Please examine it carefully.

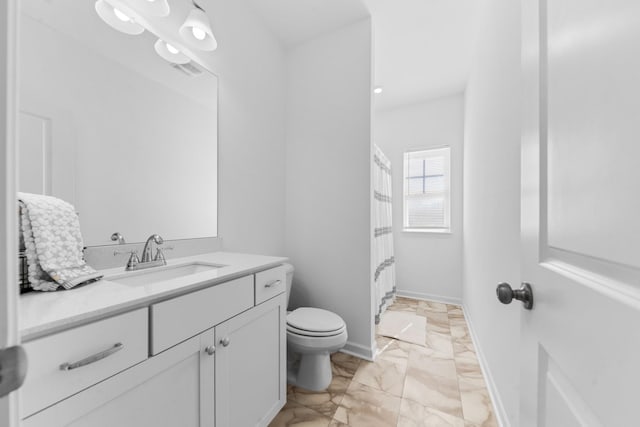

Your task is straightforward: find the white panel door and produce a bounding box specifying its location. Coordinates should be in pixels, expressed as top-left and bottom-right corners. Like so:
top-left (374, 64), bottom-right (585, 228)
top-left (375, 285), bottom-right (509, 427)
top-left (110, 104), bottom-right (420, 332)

top-left (0, 0), bottom-right (19, 426)
top-left (18, 94), bottom-right (76, 203)
top-left (18, 112), bottom-right (50, 195)
top-left (520, 0), bottom-right (640, 425)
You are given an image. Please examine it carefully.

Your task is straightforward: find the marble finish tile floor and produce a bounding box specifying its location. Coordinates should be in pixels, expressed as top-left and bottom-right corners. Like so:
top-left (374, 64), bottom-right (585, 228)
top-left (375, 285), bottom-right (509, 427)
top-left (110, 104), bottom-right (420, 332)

top-left (269, 297), bottom-right (498, 427)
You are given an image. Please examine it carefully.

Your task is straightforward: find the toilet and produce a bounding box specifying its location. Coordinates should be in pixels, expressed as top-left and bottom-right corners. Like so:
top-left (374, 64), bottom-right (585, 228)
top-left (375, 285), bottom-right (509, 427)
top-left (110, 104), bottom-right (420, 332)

top-left (284, 263), bottom-right (348, 391)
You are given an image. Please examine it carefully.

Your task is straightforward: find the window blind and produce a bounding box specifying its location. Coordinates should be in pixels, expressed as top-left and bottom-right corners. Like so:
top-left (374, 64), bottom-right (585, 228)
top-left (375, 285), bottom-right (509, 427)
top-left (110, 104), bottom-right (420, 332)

top-left (403, 147), bottom-right (451, 230)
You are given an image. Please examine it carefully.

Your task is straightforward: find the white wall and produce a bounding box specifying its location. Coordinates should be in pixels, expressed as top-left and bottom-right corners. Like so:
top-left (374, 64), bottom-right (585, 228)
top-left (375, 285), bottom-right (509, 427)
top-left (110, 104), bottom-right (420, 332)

top-left (374, 94), bottom-right (464, 304)
top-left (207, 0), bottom-right (287, 255)
top-left (462, 0), bottom-right (521, 425)
top-left (284, 19), bottom-right (374, 359)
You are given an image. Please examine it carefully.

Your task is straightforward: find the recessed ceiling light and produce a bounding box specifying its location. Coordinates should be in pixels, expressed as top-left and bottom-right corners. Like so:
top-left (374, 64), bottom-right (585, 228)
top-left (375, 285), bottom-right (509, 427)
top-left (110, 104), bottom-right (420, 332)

top-left (374, 87), bottom-right (383, 94)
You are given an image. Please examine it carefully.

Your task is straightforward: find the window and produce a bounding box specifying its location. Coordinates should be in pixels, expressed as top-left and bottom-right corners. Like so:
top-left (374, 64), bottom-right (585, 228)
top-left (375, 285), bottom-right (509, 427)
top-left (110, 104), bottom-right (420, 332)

top-left (403, 147), bottom-right (451, 232)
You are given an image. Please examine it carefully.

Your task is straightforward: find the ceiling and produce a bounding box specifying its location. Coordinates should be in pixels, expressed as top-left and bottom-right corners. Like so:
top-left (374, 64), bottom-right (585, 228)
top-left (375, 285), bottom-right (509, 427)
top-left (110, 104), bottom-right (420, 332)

top-left (244, 0), bottom-right (370, 48)
top-left (364, 0), bottom-right (480, 110)
top-left (246, 0), bottom-right (480, 110)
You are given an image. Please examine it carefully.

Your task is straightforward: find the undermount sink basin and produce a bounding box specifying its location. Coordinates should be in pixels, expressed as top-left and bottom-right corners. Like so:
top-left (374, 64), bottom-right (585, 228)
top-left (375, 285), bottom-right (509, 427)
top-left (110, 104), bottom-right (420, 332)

top-left (108, 262), bottom-right (225, 286)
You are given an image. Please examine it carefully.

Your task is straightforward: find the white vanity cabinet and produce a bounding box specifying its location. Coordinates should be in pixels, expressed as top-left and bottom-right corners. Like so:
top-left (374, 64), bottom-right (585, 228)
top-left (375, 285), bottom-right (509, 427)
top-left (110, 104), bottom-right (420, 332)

top-left (23, 328), bottom-right (216, 427)
top-left (20, 264), bottom-right (287, 427)
top-left (215, 292), bottom-right (286, 427)
top-left (20, 308), bottom-right (149, 421)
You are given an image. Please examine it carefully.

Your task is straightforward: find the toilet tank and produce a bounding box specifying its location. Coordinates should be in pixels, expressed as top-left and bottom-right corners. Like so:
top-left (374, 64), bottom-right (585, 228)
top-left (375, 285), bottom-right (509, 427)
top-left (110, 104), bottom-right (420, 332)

top-left (282, 263), bottom-right (294, 309)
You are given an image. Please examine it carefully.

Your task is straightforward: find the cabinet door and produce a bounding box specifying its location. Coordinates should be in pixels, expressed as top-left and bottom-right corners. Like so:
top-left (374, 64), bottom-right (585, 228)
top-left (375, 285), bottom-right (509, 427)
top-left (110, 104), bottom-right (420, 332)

top-left (215, 293), bottom-right (286, 427)
top-left (22, 329), bottom-right (216, 427)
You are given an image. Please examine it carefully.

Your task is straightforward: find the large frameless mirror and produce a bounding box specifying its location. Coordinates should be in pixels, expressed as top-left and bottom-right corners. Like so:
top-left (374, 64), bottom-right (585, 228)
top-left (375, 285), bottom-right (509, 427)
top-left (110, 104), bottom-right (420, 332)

top-left (18, 0), bottom-right (219, 246)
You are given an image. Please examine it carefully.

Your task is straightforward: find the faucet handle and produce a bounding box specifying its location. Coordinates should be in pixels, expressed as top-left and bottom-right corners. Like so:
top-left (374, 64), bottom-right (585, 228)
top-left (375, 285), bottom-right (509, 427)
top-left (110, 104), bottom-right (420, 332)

top-left (154, 246), bottom-right (173, 264)
top-left (114, 250), bottom-right (140, 270)
top-left (125, 251), bottom-right (140, 270)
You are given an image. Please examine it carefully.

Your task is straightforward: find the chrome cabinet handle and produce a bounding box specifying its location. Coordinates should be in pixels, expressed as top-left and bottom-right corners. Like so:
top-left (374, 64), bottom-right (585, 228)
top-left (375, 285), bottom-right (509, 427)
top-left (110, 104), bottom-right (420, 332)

top-left (60, 343), bottom-right (124, 371)
top-left (220, 337), bottom-right (230, 347)
top-left (264, 279), bottom-right (281, 288)
top-left (205, 345), bottom-right (215, 356)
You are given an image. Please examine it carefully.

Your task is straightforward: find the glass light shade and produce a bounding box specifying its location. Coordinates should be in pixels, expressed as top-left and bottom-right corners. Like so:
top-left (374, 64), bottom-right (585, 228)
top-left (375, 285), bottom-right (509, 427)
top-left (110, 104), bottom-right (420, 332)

top-left (154, 39), bottom-right (190, 64)
top-left (179, 8), bottom-right (217, 51)
top-left (113, 8), bottom-right (130, 22)
top-left (134, 0), bottom-right (170, 17)
top-left (95, 0), bottom-right (144, 35)
top-left (192, 27), bottom-right (206, 40)
top-left (166, 43), bottom-right (179, 54)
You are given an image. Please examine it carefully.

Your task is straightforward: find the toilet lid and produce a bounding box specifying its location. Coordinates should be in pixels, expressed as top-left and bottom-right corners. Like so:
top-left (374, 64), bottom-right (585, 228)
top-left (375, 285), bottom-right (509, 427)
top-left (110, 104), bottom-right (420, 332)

top-left (287, 307), bottom-right (345, 333)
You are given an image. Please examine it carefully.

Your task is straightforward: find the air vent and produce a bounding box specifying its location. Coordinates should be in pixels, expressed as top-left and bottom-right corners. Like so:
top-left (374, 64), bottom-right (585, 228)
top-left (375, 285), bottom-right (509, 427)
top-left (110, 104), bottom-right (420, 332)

top-left (170, 61), bottom-right (204, 77)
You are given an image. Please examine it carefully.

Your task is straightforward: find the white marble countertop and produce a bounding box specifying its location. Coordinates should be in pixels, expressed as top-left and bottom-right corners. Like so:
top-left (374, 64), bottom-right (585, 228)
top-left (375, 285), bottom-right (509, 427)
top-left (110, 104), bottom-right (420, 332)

top-left (20, 252), bottom-right (288, 342)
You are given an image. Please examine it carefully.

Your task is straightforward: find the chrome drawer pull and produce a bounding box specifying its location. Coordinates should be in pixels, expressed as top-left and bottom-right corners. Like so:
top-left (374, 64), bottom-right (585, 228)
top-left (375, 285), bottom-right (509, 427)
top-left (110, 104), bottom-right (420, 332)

top-left (59, 343), bottom-right (124, 371)
top-left (264, 279), bottom-right (281, 288)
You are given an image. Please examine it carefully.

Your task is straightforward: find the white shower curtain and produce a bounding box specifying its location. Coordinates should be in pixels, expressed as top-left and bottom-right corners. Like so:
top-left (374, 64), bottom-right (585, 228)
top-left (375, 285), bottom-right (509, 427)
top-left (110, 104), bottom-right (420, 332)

top-left (373, 145), bottom-right (396, 324)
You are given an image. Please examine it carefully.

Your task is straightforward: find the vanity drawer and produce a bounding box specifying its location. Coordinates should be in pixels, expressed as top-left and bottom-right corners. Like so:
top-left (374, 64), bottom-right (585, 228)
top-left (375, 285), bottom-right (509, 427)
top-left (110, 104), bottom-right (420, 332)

top-left (21, 308), bottom-right (148, 418)
top-left (151, 275), bottom-right (254, 355)
top-left (255, 266), bottom-right (286, 305)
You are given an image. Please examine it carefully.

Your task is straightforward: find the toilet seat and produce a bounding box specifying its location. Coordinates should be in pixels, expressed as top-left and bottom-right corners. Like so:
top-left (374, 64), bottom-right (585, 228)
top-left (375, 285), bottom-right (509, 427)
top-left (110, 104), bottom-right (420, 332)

top-left (287, 325), bottom-right (348, 355)
top-left (287, 323), bottom-right (346, 337)
top-left (287, 307), bottom-right (345, 335)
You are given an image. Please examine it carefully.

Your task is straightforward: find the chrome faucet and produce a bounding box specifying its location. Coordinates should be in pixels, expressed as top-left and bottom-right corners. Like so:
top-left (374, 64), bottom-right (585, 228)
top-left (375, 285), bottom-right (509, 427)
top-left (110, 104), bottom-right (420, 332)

top-left (122, 234), bottom-right (169, 271)
top-left (141, 234), bottom-right (164, 263)
top-left (113, 233), bottom-right (172, 271)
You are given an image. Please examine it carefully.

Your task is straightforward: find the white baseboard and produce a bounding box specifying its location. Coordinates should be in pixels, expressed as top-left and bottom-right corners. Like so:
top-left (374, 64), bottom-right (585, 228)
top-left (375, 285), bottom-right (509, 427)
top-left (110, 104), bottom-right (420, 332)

top-left (340, 340), bottom-right (375, 362)
top-left (463, 303), bottom-right (510, 427)
top-left (396, 289), bottom-right (462, 306)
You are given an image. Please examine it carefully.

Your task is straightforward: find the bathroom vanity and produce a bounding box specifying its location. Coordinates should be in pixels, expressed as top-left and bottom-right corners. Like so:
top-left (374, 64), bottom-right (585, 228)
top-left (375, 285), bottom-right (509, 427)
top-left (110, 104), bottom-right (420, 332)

top-left (19, 252), bottom-right (287, 427)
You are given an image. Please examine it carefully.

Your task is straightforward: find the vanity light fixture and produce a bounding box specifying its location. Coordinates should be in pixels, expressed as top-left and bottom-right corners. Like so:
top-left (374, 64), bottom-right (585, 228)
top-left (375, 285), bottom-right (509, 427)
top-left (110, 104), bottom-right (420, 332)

top-left (95, 0), bottom-right (145, 35)
top-left (134, 0), bottom-right (171, 17)
top-left (179, 1), bottom-right (218, 51)
top-left (154, 39), bottom-right (190, 64)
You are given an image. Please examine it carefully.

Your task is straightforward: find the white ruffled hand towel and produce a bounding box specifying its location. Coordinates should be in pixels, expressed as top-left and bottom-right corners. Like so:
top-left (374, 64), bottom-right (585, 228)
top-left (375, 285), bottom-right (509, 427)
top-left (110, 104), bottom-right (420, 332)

top-left (18, 192), bottom-right (102, 291)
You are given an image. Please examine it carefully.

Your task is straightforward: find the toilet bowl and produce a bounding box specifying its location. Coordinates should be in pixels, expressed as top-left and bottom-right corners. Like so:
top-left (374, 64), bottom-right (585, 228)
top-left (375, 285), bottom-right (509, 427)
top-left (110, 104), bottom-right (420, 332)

top-left (284, 264), bottom-right (347, 391)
